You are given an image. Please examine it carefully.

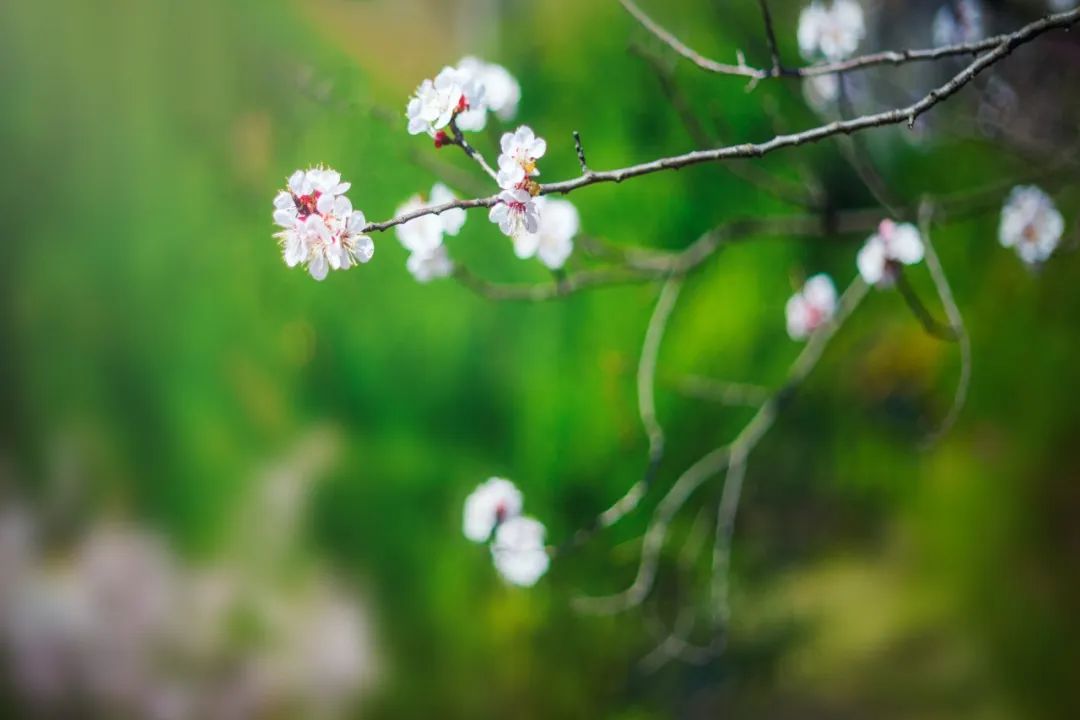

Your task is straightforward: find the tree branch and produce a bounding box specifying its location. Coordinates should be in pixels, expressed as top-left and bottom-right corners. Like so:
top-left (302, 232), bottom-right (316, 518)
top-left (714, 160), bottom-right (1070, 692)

top-left (361, 10), bottom-right (1079, 234)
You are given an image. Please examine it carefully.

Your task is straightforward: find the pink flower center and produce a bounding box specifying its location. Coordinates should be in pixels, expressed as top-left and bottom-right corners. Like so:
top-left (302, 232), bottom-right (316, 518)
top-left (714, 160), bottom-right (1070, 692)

top-left (294, 190), bottom-right (322, 218)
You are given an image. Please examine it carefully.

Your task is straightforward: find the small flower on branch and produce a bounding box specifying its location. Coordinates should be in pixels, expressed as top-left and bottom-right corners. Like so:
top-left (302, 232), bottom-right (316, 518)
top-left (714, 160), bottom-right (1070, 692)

top-left (798, 0), bottom-right (866, 62)
top-left (453, 57), bottom-right (521, 131)
top-left (496, 125), bottom-right (547, 190)
top-left (491, 517), bottom-right (549, 587)
top-left (406, 66), bottom-right (484, 138)
top-left (785, 273), bottom-right (837, 340)
top-left (999, 185), bottom-right (1064, 265)
top-left (512, 197), bottom-right (580, 270)
top-left (489, 189), bottom-right (541, 239)
top-left (463, 477), bottom-right (524, 543)
top-left (857, 219), bottom-right (924, 288)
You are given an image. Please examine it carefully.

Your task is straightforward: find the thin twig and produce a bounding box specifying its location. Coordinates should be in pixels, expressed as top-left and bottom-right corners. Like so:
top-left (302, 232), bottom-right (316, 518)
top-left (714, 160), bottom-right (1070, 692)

top-left (573, 131), bottom-right (591, 175)
top-left (448, 117), bottom-right (500, 183)
top-left (895, 270), bottom-right (960, 341)
top-left (918, 200), bottom-right (971, 445)
top-left (575, 278), bottom-right (869, 614)
top-left (755, 0), bottom-right (784, 75)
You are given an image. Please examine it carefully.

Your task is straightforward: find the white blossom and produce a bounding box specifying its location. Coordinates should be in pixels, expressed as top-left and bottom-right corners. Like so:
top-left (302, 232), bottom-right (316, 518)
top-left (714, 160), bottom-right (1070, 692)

top-left (999, 185), bottom-right (1064, 265)
top-left (463, 477), bottom-right (523, 543)
top-left (273, 167), bottom-right (373, 281)
top-left (454, 57), bottom-right (522, 131)
top-left (513, 197), bottom-right (579, 270)
top-left (932, 0), bottom-right (984, 47)
top-left (785, 274), bottom-right (837, 340)
top-left (496, 125), bottom-right (547, 190)
top-left (394, 183), bottom-right (466, 255)
top-left (406, 245), bottom-right (454, 283)
top-left (798, 0), bottom-right (866, 62)
top-left (491, 517), bottom-right (549, 587)
top-left (1049, 0), bottom-right (1078, 11)
top-left (802, 73), bottom-right (840, 111)
top-left (489, 189), bottom-right (540, 239)
top-left (406, 66), bottom-right (483, 137)
top-left (856, 219), bottom-right (924, 287)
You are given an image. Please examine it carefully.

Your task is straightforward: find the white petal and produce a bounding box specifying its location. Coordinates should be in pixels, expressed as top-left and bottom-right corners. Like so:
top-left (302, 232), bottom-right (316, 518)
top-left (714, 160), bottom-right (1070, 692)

top-left (308, 253), bottom-right (329, 281)
top-left (889, 223), bottom-right (924, 266)
top-left (857, 236), bottom-right (886, 285)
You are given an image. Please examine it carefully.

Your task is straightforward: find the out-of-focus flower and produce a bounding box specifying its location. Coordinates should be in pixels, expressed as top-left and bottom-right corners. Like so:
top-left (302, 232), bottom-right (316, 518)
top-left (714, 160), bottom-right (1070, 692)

top-left (786, 273), bottom-right (837, 340)
top-left (406, 244), bottom-right (454, 283)
top-left (454, 57), bottom-right (521, 130)
top-left (491, 517), bottom-right (549, 587)
top-left (463, 477), bottom-right (523, 543)
top-left (512, 197), bottom-right (579, 270)
top-left (394, 183), bottom-right (466, 255)
top-left (1049, 0), bottom-right (1078, 12)
top-left (496, 125), bottom-right (547, 190)
top-left (489, 189), bottom-right (540, 239)
top-left (273, 167), bottom-right (373, 281)
top-left (932, 0), bottom-right (984, 47)
top-left (999, 185), bottom-right (1064, 265)
top-left (802, 73), bottom-right (840, 111)
top-left (857, 219), bottom-right (924, 287)
top-left (406, 66), bottom-right (483, 137)
top-left (798, 0), bottom-right (866, 62)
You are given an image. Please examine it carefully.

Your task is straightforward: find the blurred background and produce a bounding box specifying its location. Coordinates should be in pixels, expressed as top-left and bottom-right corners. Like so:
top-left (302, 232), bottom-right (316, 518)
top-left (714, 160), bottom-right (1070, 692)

top-left (1, 0), bottom-right (1078, 717)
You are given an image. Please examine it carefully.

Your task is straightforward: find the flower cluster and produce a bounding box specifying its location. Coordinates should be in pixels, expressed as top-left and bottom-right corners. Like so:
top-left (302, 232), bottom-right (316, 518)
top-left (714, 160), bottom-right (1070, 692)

top-left (797, 0), bottom-right (866, 62)
top-left (786, 274), bottom-right (838, 340)
top-left (998, 185), bottom-right (1064, 265)
top-left (857, 219), bottom-right (925, 288)
top-left (463, 478), bottom-right (549, 587)
top-left (487, 126), bottom-right (549, 241)
top-left (406, 58), bottom-right (520, 141)
top-left (394, 182), bottom-right (465, 282)
top-left (273, 167), bottom-right (373, 281)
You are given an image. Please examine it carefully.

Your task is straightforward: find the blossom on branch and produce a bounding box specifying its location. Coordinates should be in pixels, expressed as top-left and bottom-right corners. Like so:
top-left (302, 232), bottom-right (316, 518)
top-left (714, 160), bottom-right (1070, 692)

top-left (394, 183), bottom-right (464, 283)
top-left (406, 66), bottom-right (483, 137)
top-left (273, 167), bottom-right (373, 281)
top-left (857, 220), bottom-right (924, 288)
top-left (512, 197), bottom-right (579, 270)
top-left (786, 274), bottom-right (837, 340)
top-left (496, 125), bottom-right (547, 190)
top-left (933, 0), bottom-right (984, 47)
top-left (489, 189), bottom-right (540, 239)
top-left (406, 245), bottom-right (454, 283)
top-left (463, 478), bottom-right (523, 543)
top-left (999, 185), bottom-right (1064, 265)
top-left (798, 0), bottom-right (866, 62)
top-left (491, 517), bottom-right (549, 587)
top-left (454, 57), bottom-right (521, 131)
top-left (394, 183), bottom-right (466, 254)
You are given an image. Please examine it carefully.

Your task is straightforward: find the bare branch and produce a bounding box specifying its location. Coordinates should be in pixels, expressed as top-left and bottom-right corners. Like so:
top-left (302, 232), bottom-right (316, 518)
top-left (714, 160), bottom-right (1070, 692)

top-left (361, 10), bottom-right (1079, 234)
top-left (621, 0), bottom-right (1079, 80)
top-left (573, 130), bottom-right (591, 175)
top-left (918, 201), bottom-right (971, 445)
top-left (575, 278), bottom-right (870, 614)
top-left (447, 117), bottom-right (499, 183)
top-left (895, 270), bottom-right (960, 342)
